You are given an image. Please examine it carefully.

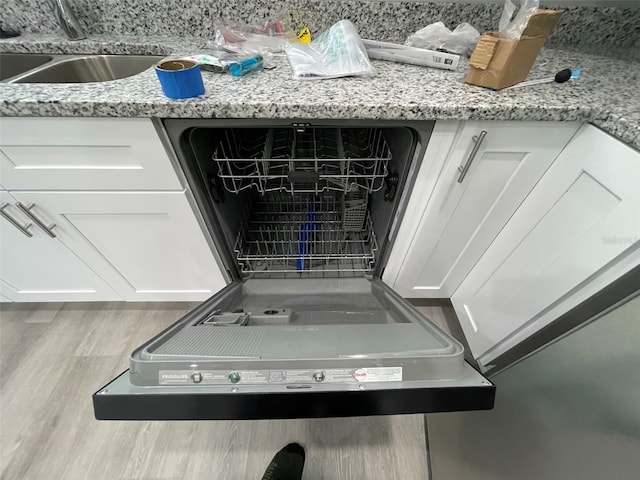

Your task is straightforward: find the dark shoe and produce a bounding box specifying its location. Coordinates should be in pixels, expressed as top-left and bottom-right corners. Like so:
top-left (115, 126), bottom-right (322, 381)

top-left (261, 443), bottom-right (305, 480)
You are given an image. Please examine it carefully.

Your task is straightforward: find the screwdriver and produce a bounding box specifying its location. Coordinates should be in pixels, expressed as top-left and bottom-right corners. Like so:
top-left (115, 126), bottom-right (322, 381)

top-left (505, 68), bottom-right (580, 90)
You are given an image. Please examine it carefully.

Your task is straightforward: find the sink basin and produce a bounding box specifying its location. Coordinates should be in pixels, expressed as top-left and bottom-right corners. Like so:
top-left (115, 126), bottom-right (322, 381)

top-left (0, 54), bottom-right (54, 81)
top-left (10, 55), bottom-right (164, 83)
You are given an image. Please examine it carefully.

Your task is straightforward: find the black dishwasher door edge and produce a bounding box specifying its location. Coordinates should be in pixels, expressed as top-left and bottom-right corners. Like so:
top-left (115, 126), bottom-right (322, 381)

top-left (93, 366), bottom-right (495, 421)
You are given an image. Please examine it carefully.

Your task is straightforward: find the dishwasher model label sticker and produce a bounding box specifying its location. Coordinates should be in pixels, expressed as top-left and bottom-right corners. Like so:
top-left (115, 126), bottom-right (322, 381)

top-left (353, 367), bottom-right (403, 383)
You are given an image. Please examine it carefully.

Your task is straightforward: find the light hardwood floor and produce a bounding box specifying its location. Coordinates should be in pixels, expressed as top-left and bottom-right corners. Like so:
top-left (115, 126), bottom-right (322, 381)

top-left (0, 302), bottom-right (430, 480)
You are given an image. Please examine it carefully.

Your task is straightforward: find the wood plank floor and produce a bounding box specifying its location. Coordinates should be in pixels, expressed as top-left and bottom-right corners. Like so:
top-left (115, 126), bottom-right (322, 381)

top-left (0, 302), bottom-right (429, 480)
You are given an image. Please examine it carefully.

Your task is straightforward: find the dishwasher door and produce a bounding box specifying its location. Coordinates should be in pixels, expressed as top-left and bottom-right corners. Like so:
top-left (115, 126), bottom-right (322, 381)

top-left (94, 278), bottom-right (494, 420)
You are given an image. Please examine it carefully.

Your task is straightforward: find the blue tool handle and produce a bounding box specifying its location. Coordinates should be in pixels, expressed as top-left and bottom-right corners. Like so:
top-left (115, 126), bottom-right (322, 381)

top-left (229, 56), bottom-right (264, 76)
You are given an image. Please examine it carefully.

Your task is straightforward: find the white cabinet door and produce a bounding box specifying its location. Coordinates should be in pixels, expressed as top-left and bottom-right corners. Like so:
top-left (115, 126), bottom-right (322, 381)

top-left (9, 190), bottom-right (227, 302)
top-left (387, 121), bottom-right (579, 298)
top-left (0, 191), bottom-right (120, 302)
top-left (0, 117), bottom-right (181, 191)
top-left (453, 125), bottom-right (640, 360)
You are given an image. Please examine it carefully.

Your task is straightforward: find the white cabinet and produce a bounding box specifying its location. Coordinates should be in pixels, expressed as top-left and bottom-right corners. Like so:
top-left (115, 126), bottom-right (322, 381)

top-left (385, 121), bottom-right (579, 298)
top-left (0, 117), bottom-right (227, 302)
top-left (9, 191), bottom-right (227, 302)
top-left (453, 125), bottom-right (640, 362)
top-left (0, 191), bottom-right (120, 302)
top-left (0, 117), bottom-right (181, 190)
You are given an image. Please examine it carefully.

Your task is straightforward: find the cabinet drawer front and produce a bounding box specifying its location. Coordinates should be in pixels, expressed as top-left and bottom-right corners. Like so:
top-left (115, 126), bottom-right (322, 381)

top-left (0, 118), bottom-right (181, 190)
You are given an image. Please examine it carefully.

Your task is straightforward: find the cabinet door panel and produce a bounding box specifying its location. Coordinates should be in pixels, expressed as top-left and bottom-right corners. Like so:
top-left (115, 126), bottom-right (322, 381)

top-left (383, 121), bottom-right (460, 290)
top-left (66, 212), bottom-right (215, 295)
top-left (10, 191), bottom-right (227, 302)
top-left (422, 151), bottom-right (523, 291)
top-left (453, 126), bottom-right (640, 359)
top-left (391, 121), bottom-right (579, 298)
top-left (0, 192), bottom-right (120, 302)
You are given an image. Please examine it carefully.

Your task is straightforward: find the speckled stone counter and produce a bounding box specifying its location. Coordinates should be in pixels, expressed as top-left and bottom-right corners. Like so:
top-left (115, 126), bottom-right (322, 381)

top-left (0, 34), bottom-right (638, 150)
top-left (5, 1), bottom-right (640, 47)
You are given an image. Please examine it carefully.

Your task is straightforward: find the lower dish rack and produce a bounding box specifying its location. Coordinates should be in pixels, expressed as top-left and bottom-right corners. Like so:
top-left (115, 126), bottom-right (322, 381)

top-left (234, 192), bottom-right (378, 278)
top-left (213, 127), bottom-right (392, 195)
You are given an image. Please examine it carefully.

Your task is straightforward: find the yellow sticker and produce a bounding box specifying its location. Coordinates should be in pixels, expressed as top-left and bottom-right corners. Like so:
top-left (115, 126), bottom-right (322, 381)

top-left (297, 26), bottom-right (312, 43)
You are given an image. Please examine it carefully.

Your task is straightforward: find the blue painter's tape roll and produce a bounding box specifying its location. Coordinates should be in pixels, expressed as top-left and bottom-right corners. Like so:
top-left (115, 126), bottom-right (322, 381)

top-left (155, 59), bottom-right (205, 99)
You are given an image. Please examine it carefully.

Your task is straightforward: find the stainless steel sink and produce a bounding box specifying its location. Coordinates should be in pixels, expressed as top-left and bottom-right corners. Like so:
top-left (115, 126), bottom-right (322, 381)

top-left (0, 54), bottom-right (54, 81)
top-left (11, 55), bottom-right (164, 83)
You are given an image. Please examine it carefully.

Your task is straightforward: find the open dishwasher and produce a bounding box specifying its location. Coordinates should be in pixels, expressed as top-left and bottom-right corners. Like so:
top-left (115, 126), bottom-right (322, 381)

top-left (93, 119), bottom-right (495, 420)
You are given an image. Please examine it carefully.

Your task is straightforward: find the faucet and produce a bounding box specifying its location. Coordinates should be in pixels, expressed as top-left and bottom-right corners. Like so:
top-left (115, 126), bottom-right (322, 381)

top-left (47, 0), bottom-right (86, 40)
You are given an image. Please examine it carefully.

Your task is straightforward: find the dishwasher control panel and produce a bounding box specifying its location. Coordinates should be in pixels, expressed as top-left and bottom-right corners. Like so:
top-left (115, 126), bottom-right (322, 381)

top-left (159, 367), bottom-right (403, 386)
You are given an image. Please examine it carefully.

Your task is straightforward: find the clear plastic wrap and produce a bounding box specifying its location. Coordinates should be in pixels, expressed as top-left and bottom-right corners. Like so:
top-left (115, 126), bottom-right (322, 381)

top-left (499, 0), bottom-right (540, 40)
top-left (285, 20), bottom-right (375, 80)
top-left (212, 20), bottom-right (291, 56)
top-left (405, 22), bottom-right (480, 57)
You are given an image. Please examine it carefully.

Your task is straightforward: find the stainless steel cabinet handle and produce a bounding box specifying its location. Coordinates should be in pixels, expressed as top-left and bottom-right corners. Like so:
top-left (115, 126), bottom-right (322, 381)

top-left (0, 202), bottom-right (33, 238)
top-left (457, 130), bottom-right (487, 183)
top-left (15, 203), bottom-right (57, 238)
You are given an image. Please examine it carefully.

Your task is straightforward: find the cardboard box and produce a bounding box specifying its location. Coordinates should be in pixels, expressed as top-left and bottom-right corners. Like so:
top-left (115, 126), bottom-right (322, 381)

top-left (465, 9), bottom-right (563, 90)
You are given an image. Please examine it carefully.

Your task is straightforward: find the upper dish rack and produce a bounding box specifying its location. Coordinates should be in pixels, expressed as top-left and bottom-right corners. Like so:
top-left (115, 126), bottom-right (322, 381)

top-left (212, 128), bottom-right (392, 195)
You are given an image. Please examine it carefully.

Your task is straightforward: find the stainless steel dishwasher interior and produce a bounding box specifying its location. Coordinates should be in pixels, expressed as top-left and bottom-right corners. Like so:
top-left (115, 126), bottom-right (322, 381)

top-left (177, 124), bottom-right (419, 280)
top-left (2, 54), bottom-right (165, 83)
top-left (0, 54), bottom-right (53, 81)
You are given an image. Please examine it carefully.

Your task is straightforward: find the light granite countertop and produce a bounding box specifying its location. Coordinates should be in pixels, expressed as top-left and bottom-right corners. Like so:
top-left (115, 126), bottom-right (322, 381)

top-left (0, 34), bottom-right (638, 150)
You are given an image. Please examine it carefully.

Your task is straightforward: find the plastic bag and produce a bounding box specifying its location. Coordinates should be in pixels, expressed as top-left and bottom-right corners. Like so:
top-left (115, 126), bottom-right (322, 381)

top-left (212, 20), bottom-right (291, 56)
top-left (285, 20), bottom-right (375, 80)
top-left (405, 22), bottom-right (480, 57)
top-left (499, 0), bottom-right (540, 40)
